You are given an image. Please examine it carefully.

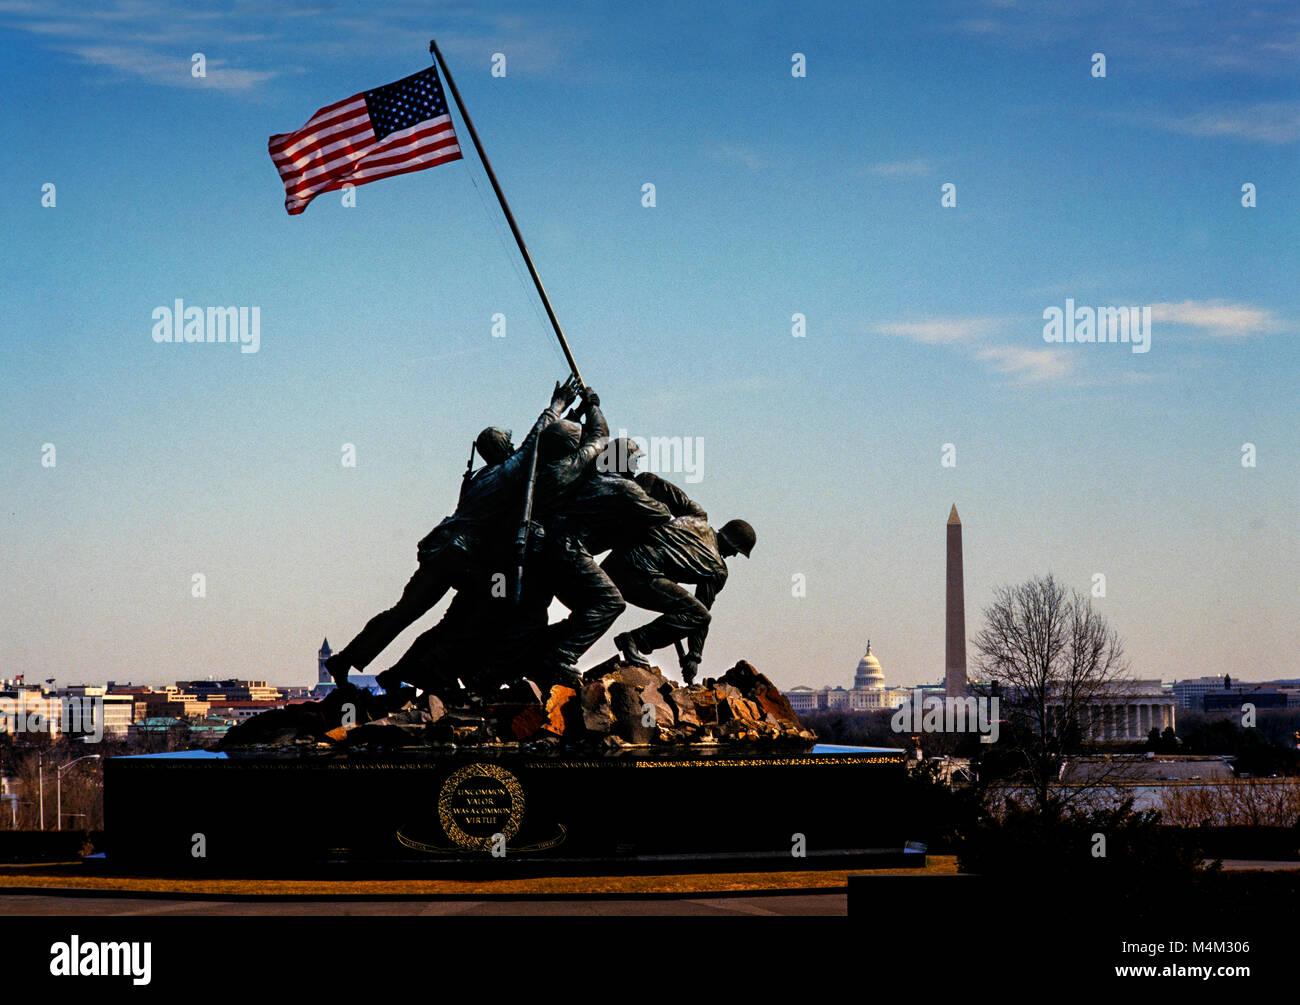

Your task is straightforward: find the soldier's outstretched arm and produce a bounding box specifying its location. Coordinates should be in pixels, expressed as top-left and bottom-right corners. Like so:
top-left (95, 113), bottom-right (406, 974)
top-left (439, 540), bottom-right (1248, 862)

top-left (635, 471), bottom-right (706, 519)
top-left (563, 394), bottom-right (610, 474)
top-left (515, 378), bottom-right (578, 459)
top-left (579, 394), bottom-right (609, 446)
top-left (531, 389), bottom-right (611, 504)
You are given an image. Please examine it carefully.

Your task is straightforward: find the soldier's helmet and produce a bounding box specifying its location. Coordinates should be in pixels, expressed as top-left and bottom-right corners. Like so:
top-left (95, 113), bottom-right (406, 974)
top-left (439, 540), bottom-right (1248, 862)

top-left (597, 436), bottom-right (642, 475)
top-left (539, 419), bottom-right (583, 461)
top-left (717, 519), bottom-right (756, 558)
top-left (475, 427), bottom-right (514, 465)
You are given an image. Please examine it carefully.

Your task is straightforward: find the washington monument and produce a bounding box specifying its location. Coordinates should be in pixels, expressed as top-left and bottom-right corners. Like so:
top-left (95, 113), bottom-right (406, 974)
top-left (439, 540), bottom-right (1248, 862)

top-left (945, 504), bottom-right (968, 698)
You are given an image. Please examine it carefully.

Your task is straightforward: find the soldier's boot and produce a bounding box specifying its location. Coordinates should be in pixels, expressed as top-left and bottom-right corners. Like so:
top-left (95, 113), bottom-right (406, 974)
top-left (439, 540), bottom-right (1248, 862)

top-left (614, 632), bottom-right (652, 668)
top-left (324, 652), bottom-right (353, 686)
top-left (375, 667), bottom-right (405, 693)
top-left (534, 657), bottom-right (583, 692)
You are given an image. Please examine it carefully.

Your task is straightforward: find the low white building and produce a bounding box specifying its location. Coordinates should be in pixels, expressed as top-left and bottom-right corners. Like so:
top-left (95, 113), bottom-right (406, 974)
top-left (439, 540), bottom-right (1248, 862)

top-left (787, 642), bottom-right (909, 713)
top-left (55, 685), bottom-right (134, 739)
top-left (1044, 679), bottom-right (1176, 742)
top-left (0, 684), bottom-right (62, 737)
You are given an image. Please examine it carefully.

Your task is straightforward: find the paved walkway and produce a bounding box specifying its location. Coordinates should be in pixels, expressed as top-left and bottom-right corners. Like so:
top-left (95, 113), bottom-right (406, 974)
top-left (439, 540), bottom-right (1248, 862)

top-left (0, 891), bottom-right (845, 915)
top-left (1214, 859), bottom-right (1300, 870)
top-left (2, 856), bottom-right (1292, 913)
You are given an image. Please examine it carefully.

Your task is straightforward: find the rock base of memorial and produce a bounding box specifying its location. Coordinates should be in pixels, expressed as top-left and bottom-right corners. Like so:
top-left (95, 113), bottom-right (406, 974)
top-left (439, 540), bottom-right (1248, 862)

top-left (218, 659), bottom-right (818, 753)
top-left (102, 742), bottom-right (913, 875)
top-left (103, 660), bottom-right (917, 875)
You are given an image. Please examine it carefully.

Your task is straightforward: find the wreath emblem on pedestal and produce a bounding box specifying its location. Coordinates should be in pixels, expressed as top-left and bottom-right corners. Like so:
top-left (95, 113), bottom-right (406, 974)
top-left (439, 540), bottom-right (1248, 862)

top-left (436, 762), bottom-right (525, 850)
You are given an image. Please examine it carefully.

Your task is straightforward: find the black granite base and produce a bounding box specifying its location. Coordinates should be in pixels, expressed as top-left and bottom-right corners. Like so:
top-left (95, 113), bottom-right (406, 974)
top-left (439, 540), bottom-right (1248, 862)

top-left (103, 744), bottom-right (915, 875)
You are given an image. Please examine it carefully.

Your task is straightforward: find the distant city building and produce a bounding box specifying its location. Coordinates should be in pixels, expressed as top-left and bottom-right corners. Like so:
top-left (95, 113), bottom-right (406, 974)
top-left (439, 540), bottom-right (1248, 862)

top-left (173, 679), bottom-right (283, 702)
top-left (90, 694), bottom-right (136, 738)
top-left (136, 693), bottom-right (211, 720)
top-left (901, 678), bottom-right (1177, 744)
top-left (318, 638), bottom-right (332, 685)
top-left (1203, 691), bottom-right (1287, 712)
top-left (105, 682), bottom-right (152, 697)
top-left (1173, 676), bottom-right (1300, 711)
top-left (1172, 676), bottom-right (1229, 710)
top-left (0, 775), bottom-right (17, 827)
top-left (0, 682), bottom-right (62, 736)
top-left (1044, 679), bottom-right (1176, 742)
top-left (52, 686), bottom-right (134, 739)
top-left (207, 700), bottom-right (285, 722)
top-left (787, 641), bottom-right (909, 713)
top-left (1060, 754), bottom-right (1235, 785)
top-left (128, 716), bottom-right (188, 741)
top-left (188, 717), bottom-right (234, 742)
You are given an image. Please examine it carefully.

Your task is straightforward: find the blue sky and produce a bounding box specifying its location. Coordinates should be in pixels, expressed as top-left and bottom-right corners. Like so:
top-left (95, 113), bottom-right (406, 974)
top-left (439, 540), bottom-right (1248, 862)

top-left (2, 0), bottom-right (1296, 691)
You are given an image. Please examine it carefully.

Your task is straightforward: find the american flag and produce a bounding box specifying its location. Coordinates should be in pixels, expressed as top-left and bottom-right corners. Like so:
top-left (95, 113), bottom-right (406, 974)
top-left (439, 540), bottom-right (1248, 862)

top-left (269, 65), bottom-right (463, 215)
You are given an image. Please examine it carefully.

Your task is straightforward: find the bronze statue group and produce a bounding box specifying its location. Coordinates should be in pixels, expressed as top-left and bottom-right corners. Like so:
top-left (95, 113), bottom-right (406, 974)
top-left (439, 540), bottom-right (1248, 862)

top-left (325, 377), bottom-right (755, 700)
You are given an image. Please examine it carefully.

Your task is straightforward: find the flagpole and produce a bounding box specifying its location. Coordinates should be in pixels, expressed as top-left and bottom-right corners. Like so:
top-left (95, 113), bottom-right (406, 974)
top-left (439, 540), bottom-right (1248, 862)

top-left (431, 39), bottom-right (580, 607)
top-left (430, 39), bottom-right (584, 385)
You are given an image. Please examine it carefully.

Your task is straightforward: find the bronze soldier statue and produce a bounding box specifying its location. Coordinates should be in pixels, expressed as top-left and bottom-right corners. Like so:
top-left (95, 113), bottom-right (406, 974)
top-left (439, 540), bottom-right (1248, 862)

top-left (603, 491), bottom-right (755, 683)
top-left (324, 377), bottom-right (579, 686)
top-left (379, 383), bottom-right (612, 694)
top-left (529, 437), bottom-right (673, 682)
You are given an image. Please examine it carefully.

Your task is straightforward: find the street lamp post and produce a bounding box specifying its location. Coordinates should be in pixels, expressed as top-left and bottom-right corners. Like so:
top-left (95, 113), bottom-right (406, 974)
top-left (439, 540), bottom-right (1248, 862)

top-left (57, 754), bottom-right (101, 831)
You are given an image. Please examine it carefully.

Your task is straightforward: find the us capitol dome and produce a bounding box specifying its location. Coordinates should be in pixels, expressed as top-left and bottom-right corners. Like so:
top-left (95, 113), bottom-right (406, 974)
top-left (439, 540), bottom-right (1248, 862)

top-left (854, 641), bottom-right (886, 691)
top-left (786, 640), bottom-right (908, 713)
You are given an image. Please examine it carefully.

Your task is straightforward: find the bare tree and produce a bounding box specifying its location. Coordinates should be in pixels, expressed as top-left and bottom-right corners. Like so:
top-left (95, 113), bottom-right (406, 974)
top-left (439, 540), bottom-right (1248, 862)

top-left (1159, 779), bottom-right (1300, 828)
top-left (974, 573), bottom-right (1130, 813)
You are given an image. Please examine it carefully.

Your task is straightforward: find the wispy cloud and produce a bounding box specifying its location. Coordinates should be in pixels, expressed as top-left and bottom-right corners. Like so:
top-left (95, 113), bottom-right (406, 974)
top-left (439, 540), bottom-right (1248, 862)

top-left (873, 317), bottom-right (1001, 344)
top-left (10, 19), bottom-right (87, 36)
top-left (948, 0), bottom-right (1300, 81)
top-left (68, 45), bottom-right (278, 91)
top-left (720, 376), bottom-right (776, 392)
top-left (975, 346), bottom-right (1074, 384)
top-left (875, 296), bottom-right (1288, 386)
top-left (1150, 300), bottom-right (1288, 337)
top-left (956, 19), bottom-right (1005, 36)
top-left (707, 144), bottom-right (764, 171)
top-left (875, 314), bottom-right (1076, 383)
top-left (436, 20), bottom-right (577, 75)
top-left (3, 1), bottom-right (285, 92)
top-left (3, 2), bottom-right (579, 97)
top-left (1150, 102), bottom-right (1300, 145)
top-left (867, 158), bottom-right (933, 177)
